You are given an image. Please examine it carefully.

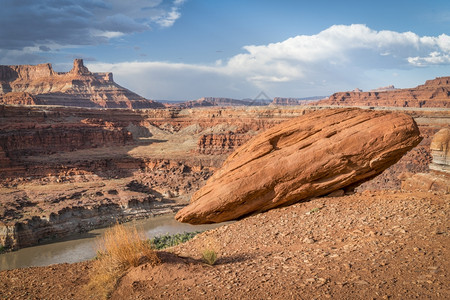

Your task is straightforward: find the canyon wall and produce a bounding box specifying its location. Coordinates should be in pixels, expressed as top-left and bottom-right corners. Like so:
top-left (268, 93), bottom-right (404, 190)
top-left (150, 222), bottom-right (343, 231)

top-left (174, 97), bottom-right (268, 108)
top-left (271, 97), bottom-right (325, 106)
top-left (0, 59), bottom-right (164, 109)
top-left (317, 77), bottom-right (450, 107)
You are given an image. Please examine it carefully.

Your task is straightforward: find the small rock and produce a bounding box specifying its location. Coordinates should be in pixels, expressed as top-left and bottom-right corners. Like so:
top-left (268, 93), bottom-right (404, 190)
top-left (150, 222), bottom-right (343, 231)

top-left (303, 237), bottom-right (315, 244)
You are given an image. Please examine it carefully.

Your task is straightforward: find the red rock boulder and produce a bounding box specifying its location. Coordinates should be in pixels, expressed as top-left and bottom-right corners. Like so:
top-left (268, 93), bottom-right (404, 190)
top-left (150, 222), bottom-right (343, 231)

top-left (176, 108), bottom-right (422, 224)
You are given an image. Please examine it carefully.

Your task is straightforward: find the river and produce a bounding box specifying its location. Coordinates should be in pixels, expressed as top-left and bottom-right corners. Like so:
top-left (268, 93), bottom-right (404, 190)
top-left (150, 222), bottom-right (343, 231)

top-left (0, 214), bottom-right (224, 271)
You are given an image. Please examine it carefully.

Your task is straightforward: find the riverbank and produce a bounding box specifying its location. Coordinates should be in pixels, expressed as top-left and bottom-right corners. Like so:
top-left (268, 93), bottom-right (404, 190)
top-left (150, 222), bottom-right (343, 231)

top-left (1, 190), bottom-right (448, 299)
top-left (0, 214), bottom-right (223, 271)
top-left (0, 177), bottom-right (193, 251)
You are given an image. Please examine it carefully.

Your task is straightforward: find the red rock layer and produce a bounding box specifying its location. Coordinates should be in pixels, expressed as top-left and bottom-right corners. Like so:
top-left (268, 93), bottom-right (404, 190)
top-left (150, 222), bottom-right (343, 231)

top-left (271, 97), bottom-right (325, 106)
top-left (175, 97), bottom-right (256, 108)
top-left (0, 92), bottom-right (39, 105)
top-left (429, 127), bottom-right (450, 173)
top-left (316, 77), bottom-right (450, 107)
top-left (196, 132), bottom-right (251, 155)
top-left (0, 59), bottom-right (164, 109)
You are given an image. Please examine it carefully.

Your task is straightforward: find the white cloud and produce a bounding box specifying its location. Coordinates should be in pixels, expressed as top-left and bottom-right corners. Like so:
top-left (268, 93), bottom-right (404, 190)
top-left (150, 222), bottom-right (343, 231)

top-left (408, 52), bottom-right (450, 66)
top-left (92, 30), bottom-right (125, 39)
top-left (151, 0), bottom-right (185, 28)
top-left (87, 24), bottom-right (450, 100)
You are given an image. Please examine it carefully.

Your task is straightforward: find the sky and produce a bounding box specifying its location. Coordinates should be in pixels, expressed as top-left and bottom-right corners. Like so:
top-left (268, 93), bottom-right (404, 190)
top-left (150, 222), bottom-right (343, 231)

top-left (1, 0), bottom-right (449, 100)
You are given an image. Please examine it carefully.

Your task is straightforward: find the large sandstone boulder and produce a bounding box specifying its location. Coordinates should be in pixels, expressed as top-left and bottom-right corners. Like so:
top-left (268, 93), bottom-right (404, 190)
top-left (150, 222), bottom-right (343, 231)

top-left (176, 108), bottom-right (422, 224)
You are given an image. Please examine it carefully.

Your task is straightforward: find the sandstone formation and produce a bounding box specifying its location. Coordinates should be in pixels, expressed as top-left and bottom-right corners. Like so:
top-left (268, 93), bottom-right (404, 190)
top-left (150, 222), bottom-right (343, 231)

top-left (196, 132), bottom-right (251, 155)
top-left (401, 127), bottom-right (450, 193)
top-left (176, 108), bottom-right (422, 224)
top-left (429, 127), bottom-right (450, 173)
top-left (400, 172), bottom-right (450, 193)
top-left (174, 97), bottom-right (270, 108)
top-left (0, 59), bottom-right (164, 109)
top-left (270, 96), bottom-right (325, 106)
top-left (316, 77), bottom-right (450, 107)
top-left (0, 92), bottom-right (38, 105)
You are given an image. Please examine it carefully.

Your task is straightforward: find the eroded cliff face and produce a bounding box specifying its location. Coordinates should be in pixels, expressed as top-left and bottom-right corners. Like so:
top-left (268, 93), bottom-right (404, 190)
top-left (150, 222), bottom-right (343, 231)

top-left (174, 97), bottom-right (264, 108)
top-left (271, 97), bottom-right (325, 106)
top-left (0, 179), bottom-right (189, 249)
top-left (196, 132), bottom-right (251, 155)
top-left (317, 77), bottom-right (450, 107)
top-left (429, 127), bottom-right (450, 173)
top-left (400, 127), bottom-right (450, 193)
top-left (0, 59), bottom-right (164, 109)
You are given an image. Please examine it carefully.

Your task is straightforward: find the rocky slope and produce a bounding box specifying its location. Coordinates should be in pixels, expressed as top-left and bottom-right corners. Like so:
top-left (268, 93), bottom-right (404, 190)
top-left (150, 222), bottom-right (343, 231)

top-left (0, 190), bottom-right (448, 299)
top-left (317, 77), bottom-right (450, 107)
top-left (0, 59), bottom-right (164, 109)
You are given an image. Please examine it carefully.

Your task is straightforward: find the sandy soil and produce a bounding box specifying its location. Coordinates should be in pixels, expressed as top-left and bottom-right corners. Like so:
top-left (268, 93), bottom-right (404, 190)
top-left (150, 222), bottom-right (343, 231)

top-left (0, 190), bottom-right (448, 299)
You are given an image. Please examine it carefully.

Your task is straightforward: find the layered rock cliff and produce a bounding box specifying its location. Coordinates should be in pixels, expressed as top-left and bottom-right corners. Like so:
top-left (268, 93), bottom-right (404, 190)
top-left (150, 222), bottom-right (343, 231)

top-left (175, 97), bottom-right (266, 108)
top-left (0, 179), bottom-right (188, 249)
top-left (316, 77), bottom-right (450, 107)
top-left (429, 127), bottom-right (450, 173)
top-left (270, 96), bottom-right (326, 106)
top-left (196, 132), bottom-right (251, 155)
top-left (0, 59), bottom-right (164, 109)
top-left (401, 127), bottom-right (450, 193)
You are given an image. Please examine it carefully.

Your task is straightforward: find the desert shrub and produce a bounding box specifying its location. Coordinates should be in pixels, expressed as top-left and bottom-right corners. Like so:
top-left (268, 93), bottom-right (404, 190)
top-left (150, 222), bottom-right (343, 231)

top-left (86, 223), bottom-right (159, 299)
top-left (151, 231), bottom-right (202, 250)
top-left (202, 249), bottom-right (217, 265)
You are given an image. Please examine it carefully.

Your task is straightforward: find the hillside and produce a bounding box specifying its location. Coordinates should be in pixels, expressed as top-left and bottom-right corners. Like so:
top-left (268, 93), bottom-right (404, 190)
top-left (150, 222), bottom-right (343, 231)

top-left (0, 190), bottom-right (448, 299)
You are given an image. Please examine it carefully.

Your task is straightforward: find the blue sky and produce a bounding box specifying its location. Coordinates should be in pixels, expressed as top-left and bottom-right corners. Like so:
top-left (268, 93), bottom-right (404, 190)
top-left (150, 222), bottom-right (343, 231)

top-left (1, 0), bottom-right (449, 100)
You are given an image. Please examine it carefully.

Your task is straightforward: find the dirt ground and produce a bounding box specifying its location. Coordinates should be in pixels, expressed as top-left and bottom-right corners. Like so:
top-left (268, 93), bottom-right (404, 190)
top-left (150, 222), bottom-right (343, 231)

top-left (1, 190), bottom-right (449, 299)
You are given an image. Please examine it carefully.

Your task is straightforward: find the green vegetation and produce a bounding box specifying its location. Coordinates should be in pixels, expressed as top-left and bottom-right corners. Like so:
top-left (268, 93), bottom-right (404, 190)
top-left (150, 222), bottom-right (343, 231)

top-left (0, 245), bottom-right (5, 253)
top-left (150, 231), bottom-right (202, 250)
top-left (202, 249), bottom-right (217, 265)
top-left (308, 207), bottom-right (321, 214)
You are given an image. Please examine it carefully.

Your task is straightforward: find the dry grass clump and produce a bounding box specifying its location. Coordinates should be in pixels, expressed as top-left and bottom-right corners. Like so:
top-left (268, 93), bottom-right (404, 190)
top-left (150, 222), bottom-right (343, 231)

top-left (202, 249), bottom-right (217, 265)
top-left (86, 223), bottom-right (159, 299)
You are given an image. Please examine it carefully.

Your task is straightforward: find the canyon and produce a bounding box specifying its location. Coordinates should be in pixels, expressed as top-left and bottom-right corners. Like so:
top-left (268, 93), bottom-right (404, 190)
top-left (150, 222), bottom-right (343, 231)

top-left (0, 60), bottom-right (448, 299)
top-left (0, 104), bottom-right (448, 249)
top-left (0, 61), bottom-right (449, 250)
